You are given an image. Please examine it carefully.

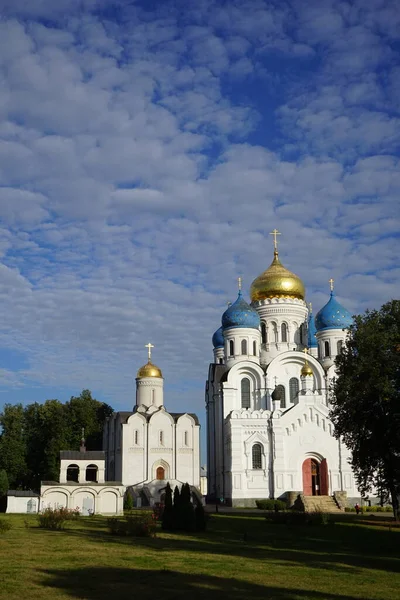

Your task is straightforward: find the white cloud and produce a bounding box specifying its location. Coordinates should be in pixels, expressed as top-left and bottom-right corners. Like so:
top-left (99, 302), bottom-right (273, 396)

top-left (0, 0), bottom-right (398, 419)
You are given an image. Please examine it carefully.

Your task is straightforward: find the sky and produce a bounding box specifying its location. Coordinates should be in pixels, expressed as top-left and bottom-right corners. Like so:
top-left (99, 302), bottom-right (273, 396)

top-left (0, 0), bottom-right (399, 460)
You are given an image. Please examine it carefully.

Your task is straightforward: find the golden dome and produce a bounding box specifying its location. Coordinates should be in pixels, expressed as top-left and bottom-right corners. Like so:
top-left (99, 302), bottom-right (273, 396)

top-left (136, 360), bottom-right (163, 379)
top-left (301, 361), bottom-right (313, 377)
top-left (250, 251), bottom-right (305, 302)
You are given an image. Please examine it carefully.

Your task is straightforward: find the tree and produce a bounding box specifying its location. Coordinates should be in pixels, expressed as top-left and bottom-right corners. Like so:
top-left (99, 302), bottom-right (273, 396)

top-left (161, 482), bottom-right (174, 530)
top-left (330, 300), bottom-right (400, 520)
top-left (0, 470), bottom-right (9, 513)
top-left (0, 404), bottom-right (27, 488)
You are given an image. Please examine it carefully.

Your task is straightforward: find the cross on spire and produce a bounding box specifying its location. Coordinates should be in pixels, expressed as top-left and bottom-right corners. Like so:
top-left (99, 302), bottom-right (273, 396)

top-left (238, 276), bottom-right (242, 291)
top-left (329, 278), bottom-right (334, 292)
top-left (145, 342), bottom-right (154, 360)
top-left (270, 228), bottom-right (281, 253)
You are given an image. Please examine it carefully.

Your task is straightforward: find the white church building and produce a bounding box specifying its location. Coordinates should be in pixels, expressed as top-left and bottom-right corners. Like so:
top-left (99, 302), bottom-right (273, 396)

top-left (103, 345), bottom-right (201, 506)
top-left (206, 231), bottom-right (361, 507)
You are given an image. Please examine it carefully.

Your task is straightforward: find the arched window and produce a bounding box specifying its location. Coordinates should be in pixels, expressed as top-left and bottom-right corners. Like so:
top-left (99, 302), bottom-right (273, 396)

top-left (261, 322), bottom-right (267, 343)
top-left (318, 343), bottom-right (322, 359)
top-left (276, 385), bottom-right (286, 409)
top-left (289, 378), bottom-right (299, 403)
top-left (66, 464), bottom-right (79, 483)
top-left (241, 339), bottom-right (247, 355)
top-left (241, 378), bottom-right (251, 408)
top-left (229, 340), bottom-right (234, 356)
top-left (86, 464), bottom-right (98, 482)
top-left (156, 466), bottom-right (165, 480)
top-left (252, 443), bottom-right (263, 469)
top-left (337, 340), bottom-right (343, 354)
top-left (134, 430), bottom-right (139, 445)
top-left (253, 340), bottom-right (257, 355)
top-left (184, 431), bottom-right (188, 446)
top-left (272, 322), bottom-right (278, 342)
top-left (281, 323), bottom-right (288, 342)
top-left (219, 358), bottom-right (224, 364)
top-left (159, 430), bottom-right (164, 446)
top-left (325, 341), bottom-right (330, 357)
top-left (151, 389), bottom-right (156, 404)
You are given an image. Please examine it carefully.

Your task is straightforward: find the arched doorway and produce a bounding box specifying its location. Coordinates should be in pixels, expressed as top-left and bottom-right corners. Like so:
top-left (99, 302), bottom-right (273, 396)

top-left (302, 458), bottom-right (329, 495)
top-left (156, 466), bottom-right (165, 480)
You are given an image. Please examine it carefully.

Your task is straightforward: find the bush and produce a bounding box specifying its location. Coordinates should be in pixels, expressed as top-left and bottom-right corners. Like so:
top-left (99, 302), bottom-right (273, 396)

top-left (124, 493), bottom-right (134, 512)
top-left (0, 519), bottom-right (12, 534)
top-left (107, 512), bottom-right (156, 537)
top-left (38, 507), bottom-right (80, 530)
top-left (256, 499), bottom-right (287, 511)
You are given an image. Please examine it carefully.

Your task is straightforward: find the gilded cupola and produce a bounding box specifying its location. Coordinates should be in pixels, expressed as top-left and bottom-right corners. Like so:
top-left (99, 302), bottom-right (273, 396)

top-left (250, 229), bottom-right (305, 302)
top-left (136, 343), bottom-right (163, 379)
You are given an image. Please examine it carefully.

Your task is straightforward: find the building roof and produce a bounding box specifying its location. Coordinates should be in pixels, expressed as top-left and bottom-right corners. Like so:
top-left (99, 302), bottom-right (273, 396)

top-left (121, 409), bottom-right (200, 425)
top-left (7, 490), bottom-right (39, 497)
top-left (59, 451), bottom-right (105, 460)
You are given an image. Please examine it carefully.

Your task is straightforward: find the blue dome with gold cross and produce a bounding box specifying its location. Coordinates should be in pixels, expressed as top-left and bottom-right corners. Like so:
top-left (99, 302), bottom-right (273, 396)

top-left (307, 312), bottom-right (318, 347)
top-left (222, 291), bottom-right (260, 331)
top-left (315, 291), bottom-right (352, 332)
top-left (212, 326), bottom-right (224, 348)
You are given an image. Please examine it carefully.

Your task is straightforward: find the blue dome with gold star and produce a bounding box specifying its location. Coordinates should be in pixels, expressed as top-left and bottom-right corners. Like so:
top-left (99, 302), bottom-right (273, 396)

top-left (222, 291), bottom-right (260, 330)
top-left (308, 313), bottom-right (318, 347)
top-left (315, 292), bottom-right (352, 331)
top-left (212, 326), bottom-right (224, 348)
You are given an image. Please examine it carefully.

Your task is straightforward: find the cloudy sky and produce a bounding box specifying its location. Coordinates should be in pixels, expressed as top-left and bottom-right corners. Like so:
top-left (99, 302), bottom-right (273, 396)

top-left (0, 0), bottom-right (399, 454)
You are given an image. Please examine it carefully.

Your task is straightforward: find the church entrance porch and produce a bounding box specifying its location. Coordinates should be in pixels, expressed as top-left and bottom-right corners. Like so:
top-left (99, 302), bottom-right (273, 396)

top-left (302, 458), bottom-right (329, 496)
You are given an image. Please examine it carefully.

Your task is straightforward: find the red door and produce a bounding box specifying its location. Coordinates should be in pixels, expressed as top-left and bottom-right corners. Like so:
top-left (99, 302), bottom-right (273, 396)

top-left (302, 459), bottom-right (313, 495)
top-left (320, 459), bottom-right (329, 495)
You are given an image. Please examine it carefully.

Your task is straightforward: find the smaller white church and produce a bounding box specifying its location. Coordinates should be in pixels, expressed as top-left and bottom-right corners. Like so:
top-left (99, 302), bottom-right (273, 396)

top-left (103, 344), bottom-right (201, 506)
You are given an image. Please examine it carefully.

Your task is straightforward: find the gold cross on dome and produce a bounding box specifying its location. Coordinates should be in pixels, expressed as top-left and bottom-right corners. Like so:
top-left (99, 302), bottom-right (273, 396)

top-left (145, 343), bottom-right (154, 360)
top-left (303, 347), bottom-right (309, 355)
top-left (329, 278), bottom-right (334, 292)
top-left (270, 228), bottom-right (281, 252)
top-left (238, 276), bottom-right (242, 291)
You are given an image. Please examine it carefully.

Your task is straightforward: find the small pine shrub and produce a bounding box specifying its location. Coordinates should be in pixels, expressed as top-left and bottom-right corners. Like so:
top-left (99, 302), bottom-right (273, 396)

top-left (0, 519), bottom-right (12, 534)
top-left (124, 493), bottom-right (134, 512)
top-left (38, 507), bottom-right (80, 530)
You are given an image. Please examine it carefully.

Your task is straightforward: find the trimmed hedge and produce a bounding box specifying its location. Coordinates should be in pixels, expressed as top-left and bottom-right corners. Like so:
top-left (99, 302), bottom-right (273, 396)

top-left (107, 512), bottom-right (157, 537)
top-left (256, 499), bottom-right (287, 511)
top-left (344, 505), bottom-right (392, 513)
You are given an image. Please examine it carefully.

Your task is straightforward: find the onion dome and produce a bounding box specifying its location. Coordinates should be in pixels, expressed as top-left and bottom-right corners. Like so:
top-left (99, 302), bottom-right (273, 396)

top-left (315, 291), bottom-right (352, 332)
top-left (301, 361), bottom-right (313, 377)
top-left (136, 360), bottom-right (163, 379)
top-left (307, 310), bottom-right (318, 348)
top-left (222, 290), bottom-right (260, 330)
top-left (271, 386), bottom-right (283, 401)
top-left (212, 326), bottom-right (224, 348)
top-left (250, 250), bottom-right (305, 302)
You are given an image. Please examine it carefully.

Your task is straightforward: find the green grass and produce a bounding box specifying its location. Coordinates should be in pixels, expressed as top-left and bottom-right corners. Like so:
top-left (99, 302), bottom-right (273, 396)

top-left (0, 512), bottom-right (399, 600)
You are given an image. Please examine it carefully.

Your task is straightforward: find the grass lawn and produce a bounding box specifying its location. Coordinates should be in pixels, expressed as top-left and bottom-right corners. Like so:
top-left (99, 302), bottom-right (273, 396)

top-left (0, 512), bottom-right (399, 600)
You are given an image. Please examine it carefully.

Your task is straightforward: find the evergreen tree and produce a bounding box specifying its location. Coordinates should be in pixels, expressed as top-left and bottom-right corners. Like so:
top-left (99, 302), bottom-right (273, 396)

top-left (172, 485), bottom-right (181, 529)
top-left (195, 502), bottom-right (207, 531)
top-left (124, 493), bottom-right (134, 511)
top-left (180, 483), bottom-right (195, 532)
top-left (0, 404), bottom-right (27, 488)
top-left (161, 482), bottom-right (174, 530)
top-left (330, 300), bottom-right (400, 520)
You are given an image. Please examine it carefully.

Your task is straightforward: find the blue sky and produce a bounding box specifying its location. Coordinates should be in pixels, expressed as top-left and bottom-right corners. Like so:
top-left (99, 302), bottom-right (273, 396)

top-left (0, 0), bottom-right (399, 460)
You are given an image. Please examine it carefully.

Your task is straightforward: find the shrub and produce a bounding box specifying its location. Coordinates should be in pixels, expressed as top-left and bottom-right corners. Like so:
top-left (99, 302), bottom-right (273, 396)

top-left (38, 506), bottom-right (80, 530)
top-left (256, 499), bottom-right (287, 511)
top-left (107, 512), bottom-right (156, 537)
top-left (0, 519), bottom-right (12, 534)
top-left (124, 493), bottom-right (134, 512)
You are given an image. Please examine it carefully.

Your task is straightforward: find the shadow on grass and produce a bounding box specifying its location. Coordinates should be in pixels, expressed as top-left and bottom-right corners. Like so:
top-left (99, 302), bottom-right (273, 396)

top-left (40, 566), bottom-right (362, 600)
top-left (54, 513), bottom-right (400, 576)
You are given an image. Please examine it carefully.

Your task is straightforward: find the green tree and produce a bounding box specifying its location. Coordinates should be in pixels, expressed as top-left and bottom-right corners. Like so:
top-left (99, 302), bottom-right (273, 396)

top-left (330, 300), bottom-right (400, 520)
top-left (0, 470), bottom-right (9, 513)
top-left (65, 390), bottom-right (113, 450)
top-left (0, 404), bottom-right (27, 488)
top-left (161, 482), bottom-right (174, 530)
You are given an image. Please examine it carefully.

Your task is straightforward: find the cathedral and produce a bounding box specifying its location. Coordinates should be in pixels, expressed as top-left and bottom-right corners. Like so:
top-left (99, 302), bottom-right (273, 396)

top-left (103, 344), bottom-right (201, 506)
top-left (206, 230), bottom-right (361, 507)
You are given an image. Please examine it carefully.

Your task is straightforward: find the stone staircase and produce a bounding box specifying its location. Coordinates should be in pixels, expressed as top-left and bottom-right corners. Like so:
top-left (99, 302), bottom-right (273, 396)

top-left (302, 495), bottom-right (342, 513)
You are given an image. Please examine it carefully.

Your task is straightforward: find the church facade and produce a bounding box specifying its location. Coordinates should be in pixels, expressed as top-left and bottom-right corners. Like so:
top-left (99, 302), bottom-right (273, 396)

top-left (103, 345), bottom-right (201, 506)
top-left (206, 232), bottom-right (360, 507)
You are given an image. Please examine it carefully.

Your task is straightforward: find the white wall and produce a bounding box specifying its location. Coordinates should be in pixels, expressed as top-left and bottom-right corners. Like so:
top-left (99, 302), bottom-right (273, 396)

top-left (6, 496), bottom-right (39, 514)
